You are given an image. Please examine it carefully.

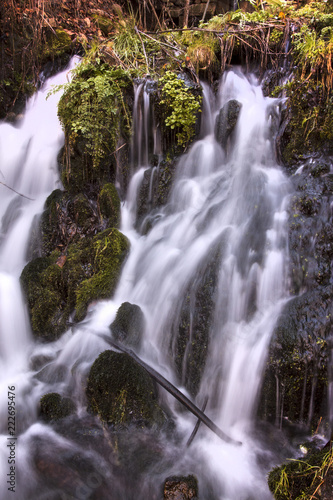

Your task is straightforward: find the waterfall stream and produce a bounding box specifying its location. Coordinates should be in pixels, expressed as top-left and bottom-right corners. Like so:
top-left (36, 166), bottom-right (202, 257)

top-left (0, 63), bottom-right (293, 499)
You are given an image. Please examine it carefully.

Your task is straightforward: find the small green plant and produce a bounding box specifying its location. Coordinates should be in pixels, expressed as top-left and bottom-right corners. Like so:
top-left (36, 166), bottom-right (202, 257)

top-left (159, 71), bottom-right (201, 147)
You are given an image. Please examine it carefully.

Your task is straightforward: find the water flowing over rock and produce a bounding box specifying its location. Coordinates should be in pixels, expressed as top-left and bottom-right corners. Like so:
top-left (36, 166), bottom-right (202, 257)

top-left (0, 56), bottom-right (332, 500)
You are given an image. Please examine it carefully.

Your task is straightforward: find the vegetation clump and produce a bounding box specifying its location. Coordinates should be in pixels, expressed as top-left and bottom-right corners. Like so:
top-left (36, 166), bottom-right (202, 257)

top-left (159, 71), bottom-right (202, 147)
top-left (55, 55), bottom-right (131, 170)
top-left (268, 447), bottom-right (333, 500)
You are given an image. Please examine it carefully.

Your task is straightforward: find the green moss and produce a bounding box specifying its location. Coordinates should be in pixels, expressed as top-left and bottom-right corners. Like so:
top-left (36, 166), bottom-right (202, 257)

top-left (41, 29), bottom-right (72, 62)
top-left (55, 57), bottom-right (131, 173)
top-left (68, 228), bottom-right (129, 321)
top-left (98, 183), bottom-right (121, 227)
top-left (40, 392), bottom-right (75, 421)
top-left (21, 228), bottom-right (129, 339)
top-left (86, 350), bottom-right (166, 427)
top-left (159, 71), bottom-right (202, 147)
top-left (268, 448), bottom-right (333, 500)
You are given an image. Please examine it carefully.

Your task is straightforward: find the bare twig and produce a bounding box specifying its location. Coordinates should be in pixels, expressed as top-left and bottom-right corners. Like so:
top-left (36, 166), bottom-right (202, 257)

top-left (0, 181), bottom-right (35, 200)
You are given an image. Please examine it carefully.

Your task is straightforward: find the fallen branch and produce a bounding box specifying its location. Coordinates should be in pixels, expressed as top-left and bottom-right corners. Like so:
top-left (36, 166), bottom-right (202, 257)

top-left (0, 181), bottom-right (35, 200)
top-left (99, 334), bottom-right (242, 446)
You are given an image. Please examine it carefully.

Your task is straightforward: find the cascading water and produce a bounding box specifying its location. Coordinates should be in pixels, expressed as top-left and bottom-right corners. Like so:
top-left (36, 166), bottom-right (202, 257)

top-left (0, 63), bottom-right (293, 500)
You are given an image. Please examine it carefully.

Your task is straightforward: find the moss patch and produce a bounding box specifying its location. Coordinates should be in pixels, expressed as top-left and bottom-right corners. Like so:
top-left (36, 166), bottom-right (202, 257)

top-left (86, 350), bottom-right (166, 428)
top-left (21, 228), bottom-right (129, 340)
top-left (98, 183), bottom-right (121, 228)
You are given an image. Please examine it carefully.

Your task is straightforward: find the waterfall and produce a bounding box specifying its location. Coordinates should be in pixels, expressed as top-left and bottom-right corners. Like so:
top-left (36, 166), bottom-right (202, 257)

top-left (0, 64), bottom-right (293, 499)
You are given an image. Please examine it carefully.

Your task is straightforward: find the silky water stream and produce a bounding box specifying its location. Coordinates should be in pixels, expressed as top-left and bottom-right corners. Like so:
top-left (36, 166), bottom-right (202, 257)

top-left (0, 65), bottom-right (293, 499)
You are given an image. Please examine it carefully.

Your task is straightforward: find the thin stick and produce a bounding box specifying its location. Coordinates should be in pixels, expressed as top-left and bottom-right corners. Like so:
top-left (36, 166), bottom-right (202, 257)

top-left (99, 334), bottom-right (242, 446)
top-left (135, 26), bottom-right (149, 74)
top-left (0, 182), bottom-right (35, 200)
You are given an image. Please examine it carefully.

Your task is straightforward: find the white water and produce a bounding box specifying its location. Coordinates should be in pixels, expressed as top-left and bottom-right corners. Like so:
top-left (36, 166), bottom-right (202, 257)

top-left (0, 66), bottom-right (292, 499)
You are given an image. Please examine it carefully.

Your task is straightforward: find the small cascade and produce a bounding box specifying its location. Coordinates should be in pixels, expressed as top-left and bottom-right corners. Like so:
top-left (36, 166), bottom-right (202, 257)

top-left (0, 63), bottom-right (296, 500)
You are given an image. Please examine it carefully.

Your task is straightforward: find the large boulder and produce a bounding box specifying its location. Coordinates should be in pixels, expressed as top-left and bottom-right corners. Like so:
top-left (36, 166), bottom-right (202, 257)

top-left (86, 350), bottom-right (167, 428)
top-left (21, 228), bottom-right (129, 340)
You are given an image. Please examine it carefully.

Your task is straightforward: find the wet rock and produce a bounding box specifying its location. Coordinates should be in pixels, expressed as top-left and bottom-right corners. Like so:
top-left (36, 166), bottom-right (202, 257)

top-left (40, 392), bottom-right (76, 421)
top-left (86, 350), bottom-right (167, 428)
top-left (40, 189), bottom-right (102, 256)
top-left (163, 474), bottom-right (198, 500)
top-left (98, 182), bottom-right (121, 228)
top-left (21, 228), bottom-right (129, 340)
top-left (110, 302), bottom-right (145, 349)
top-left (259, 287), bottom-right (331, 428)
top-left (172, 244), bottom-right (221, 396)
top-left (214, 99), bottom-right (241, 150)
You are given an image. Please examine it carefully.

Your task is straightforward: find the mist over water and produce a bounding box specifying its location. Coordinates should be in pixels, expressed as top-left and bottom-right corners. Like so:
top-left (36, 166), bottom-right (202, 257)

top-left (0, 63), bottom-right (293, 499)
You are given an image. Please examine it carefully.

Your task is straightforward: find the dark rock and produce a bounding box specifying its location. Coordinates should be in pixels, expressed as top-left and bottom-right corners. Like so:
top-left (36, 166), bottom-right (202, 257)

top-left (98, 183), bottom-right (121, 228)
top-left (214, 99), bottom-right (242, 150)
top-left (259, 287), bottom-right (331, 428)
top-left (171, 244), bottom-right (221, 396)
top-left (110, 302), bottom-right (145, 349)
top-left (86, 350), bottom-right (166, 428)
top-left (163, 474), bottom-right (198, 500)
top-left (40, 393), bottom-right (76, 421)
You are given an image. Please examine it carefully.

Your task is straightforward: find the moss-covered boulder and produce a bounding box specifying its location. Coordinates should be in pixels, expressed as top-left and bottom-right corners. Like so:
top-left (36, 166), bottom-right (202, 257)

top-left (98, 183), bottom-right (121, 228)
top-left (21, 228), bottom-right (129, 340)
top-left (110, 302), bottom-right (145, 349)
top-left (163, 475), bottom-right (198, 500)
top-left (40, 393), bottom-right (76, 422)
top-left (268, 447), bottom-right (333, 500)
top-left (86, 350), bottom-right (166, 428)
top-left (20, 253), bottom-right (68, 339)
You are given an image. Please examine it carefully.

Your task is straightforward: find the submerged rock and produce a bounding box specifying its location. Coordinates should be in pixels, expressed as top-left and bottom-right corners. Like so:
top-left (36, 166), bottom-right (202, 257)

top-left (86, 350), bottom-right (166, 428)
top-left (163, 474), bottom-right (198, 500)
top-left (214, 99), bottom-right (241, 150)
top-left (110, 302), bottom-right (145, 349)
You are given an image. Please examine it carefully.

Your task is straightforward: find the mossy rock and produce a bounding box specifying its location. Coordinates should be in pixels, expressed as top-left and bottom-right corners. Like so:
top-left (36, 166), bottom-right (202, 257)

top-left (20, 253), bottom-right (68, 339)
top-left (21, 228), bottom-right (129, 339)
top-left (110, 302), bottom-right (145, 349)
top-left (71, 228), bottom-right (130, 321)
top-left (98, 183), bottom-right (121, 228)
top-left (41, 189), bottom-right (102, 256)
top-left (41, 28), bottom-right (73, 64)
top-left (40, 393), bottom-right (75, 422)
top-left (86, 350), bottom-right (166, 428)
top-left (268, 447), bottom-right (333, 500)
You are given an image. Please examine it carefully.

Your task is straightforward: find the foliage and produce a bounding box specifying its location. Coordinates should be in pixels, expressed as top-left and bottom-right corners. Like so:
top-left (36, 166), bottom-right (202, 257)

top-left (268, 447), bottom-right (333, 500)
top-left (54, 56), bottom-right (131, 168)
top-left (110, 14), bottom-right (161, 74)
top-left (159, 71), bottom-right (201, 147)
